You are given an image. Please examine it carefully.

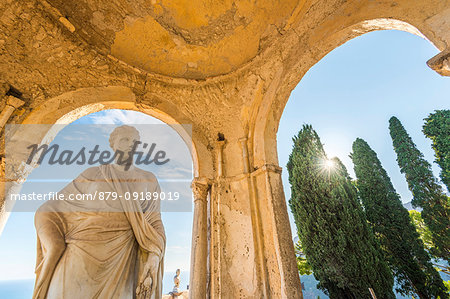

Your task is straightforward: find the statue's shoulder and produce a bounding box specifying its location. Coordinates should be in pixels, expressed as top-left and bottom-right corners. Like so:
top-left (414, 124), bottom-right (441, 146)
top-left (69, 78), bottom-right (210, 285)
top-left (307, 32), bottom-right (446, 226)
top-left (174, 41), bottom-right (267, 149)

top-left (134, 167), bottom-right (158, 182)
top-left (79, 166), bottom-right (102, 180)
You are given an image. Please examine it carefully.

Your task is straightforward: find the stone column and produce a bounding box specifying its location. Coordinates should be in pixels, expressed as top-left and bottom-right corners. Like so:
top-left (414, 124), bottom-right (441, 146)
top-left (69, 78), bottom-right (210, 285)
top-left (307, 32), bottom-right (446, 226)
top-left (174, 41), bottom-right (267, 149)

top-left (189, 177), bottom-right (211, 299)
top-left (251, 164), bottom-right (303, 298)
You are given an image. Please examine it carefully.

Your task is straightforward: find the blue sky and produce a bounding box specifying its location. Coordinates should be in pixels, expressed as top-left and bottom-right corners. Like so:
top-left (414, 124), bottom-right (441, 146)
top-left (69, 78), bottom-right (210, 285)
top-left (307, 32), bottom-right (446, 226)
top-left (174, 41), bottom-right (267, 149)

top-left (0, 29), bottom-right (448, 296)
top-left (277, 30), bottom-right (449, 237)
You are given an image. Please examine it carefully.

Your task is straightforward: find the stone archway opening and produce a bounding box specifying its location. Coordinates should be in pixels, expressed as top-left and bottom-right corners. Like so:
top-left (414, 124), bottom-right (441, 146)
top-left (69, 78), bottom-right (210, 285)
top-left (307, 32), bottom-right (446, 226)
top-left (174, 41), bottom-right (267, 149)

top-left (252, 17), bottom-right (443, 166)
top-left (264, 22), bottom-right (447, 298)
top-left (0, 94), bottom-right (206, 298)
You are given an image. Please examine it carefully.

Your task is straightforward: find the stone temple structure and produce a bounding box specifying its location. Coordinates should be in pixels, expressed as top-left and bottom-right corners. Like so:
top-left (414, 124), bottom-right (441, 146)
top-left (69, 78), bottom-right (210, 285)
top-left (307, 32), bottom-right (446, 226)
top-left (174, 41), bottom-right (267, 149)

top-left (0, 0), bottom-right (449, 298)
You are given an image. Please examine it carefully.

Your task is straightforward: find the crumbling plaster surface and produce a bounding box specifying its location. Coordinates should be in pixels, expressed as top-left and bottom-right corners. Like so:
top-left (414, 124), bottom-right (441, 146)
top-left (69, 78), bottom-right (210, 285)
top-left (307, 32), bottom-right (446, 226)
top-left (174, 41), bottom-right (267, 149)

top-left (1, 0), bottom-right (448, 153)
top-left (43, 0), bottom-right (299, 79)
top-left (0, 0), bottom-right (449, 298)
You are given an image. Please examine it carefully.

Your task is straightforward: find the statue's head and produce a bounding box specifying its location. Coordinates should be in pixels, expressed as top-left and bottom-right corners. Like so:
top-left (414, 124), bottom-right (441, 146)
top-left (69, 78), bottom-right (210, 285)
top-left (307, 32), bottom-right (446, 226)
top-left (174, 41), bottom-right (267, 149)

top-left (176, 268), bottom-right (181, 276)
top-left (109, 125), bottom-right (140, 153)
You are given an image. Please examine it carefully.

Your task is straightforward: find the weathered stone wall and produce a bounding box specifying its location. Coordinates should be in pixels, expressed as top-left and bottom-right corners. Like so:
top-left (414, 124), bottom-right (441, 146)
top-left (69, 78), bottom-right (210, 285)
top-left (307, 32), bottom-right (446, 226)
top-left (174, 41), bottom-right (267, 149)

top-left (1, 0), bottom-right (449, 297)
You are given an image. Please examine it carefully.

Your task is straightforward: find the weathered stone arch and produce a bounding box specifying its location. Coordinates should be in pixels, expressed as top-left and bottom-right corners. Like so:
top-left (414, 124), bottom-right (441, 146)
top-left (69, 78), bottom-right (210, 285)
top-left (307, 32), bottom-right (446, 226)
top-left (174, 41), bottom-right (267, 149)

top-left (247, 9), bottom-right (450, 299)
top-left (0, 85), bottom-right (216, 299)
top-left (252, 14), bottom-right (449, 168)
top-left (19, 85), bottom-right (213, 178)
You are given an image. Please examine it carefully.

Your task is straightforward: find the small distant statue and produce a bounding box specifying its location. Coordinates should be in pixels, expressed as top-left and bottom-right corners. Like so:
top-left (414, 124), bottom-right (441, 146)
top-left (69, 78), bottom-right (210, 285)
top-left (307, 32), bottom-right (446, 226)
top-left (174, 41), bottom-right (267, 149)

top-left (169, 269), bottom-right (183, 298)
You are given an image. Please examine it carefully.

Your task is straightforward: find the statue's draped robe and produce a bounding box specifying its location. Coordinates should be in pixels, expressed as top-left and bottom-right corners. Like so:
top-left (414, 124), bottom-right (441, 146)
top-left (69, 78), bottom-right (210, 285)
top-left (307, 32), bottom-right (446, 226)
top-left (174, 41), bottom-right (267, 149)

top-left (33, 164), bottom-right (166, 299)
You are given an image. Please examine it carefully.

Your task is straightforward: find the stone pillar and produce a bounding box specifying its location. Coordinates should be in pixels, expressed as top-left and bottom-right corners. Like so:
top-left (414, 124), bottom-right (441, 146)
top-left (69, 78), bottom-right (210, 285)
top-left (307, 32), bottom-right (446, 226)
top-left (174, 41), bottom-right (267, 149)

top-left (216, 140), bottom-right (226, 178)
top-left (189, 177), bottom-right (211, 299)
top-left (252, 164), bottom-right (302, 299)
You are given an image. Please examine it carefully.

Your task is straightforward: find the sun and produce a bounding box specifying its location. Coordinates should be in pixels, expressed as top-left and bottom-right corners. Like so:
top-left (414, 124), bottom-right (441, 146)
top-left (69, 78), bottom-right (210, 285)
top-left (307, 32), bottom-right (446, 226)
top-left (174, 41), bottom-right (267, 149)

top-left (317, 158), bottom-right (336, 177)
top-left (324, 159), bottom-right (335, 169)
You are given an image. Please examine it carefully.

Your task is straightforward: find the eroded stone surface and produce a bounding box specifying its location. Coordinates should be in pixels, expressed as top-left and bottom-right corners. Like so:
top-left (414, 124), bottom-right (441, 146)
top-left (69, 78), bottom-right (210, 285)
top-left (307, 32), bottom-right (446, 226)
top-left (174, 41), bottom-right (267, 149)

top-left (43, 0), bottom-right (299, 79)
top-left (1, 0), bottom-right (449, 298)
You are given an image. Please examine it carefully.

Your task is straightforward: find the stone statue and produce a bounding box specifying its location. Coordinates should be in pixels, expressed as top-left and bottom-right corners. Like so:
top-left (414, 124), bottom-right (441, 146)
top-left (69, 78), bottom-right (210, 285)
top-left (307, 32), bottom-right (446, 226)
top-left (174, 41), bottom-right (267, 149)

top-left (169, 269), bottom-right (183, 298)
top-left (32, 125), bottom-right (166, 299)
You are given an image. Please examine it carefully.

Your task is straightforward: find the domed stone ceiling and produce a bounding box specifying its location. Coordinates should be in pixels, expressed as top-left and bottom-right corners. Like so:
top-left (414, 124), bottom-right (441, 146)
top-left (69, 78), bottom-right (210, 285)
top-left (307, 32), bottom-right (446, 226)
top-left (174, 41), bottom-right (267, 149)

top-left (45, 0), bottom-right (299, 79)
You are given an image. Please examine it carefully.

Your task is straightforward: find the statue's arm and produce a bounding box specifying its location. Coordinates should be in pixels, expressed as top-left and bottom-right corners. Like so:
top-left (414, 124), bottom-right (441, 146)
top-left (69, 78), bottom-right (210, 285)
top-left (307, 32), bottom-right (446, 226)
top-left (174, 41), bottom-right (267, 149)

top-left (33, 168), bottom-right (99, 299)
top-left (148, 182), bottom-right (165, 240)
top-left (136, 179), bottom-right (166, 298)
top-left (33, 211), bottom-right (66, 299)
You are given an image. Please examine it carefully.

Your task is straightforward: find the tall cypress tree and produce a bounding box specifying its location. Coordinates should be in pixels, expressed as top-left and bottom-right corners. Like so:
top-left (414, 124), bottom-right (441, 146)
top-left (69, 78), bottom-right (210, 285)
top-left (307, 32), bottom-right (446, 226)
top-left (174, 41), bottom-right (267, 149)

top-left (351, 138), bottom-right (447, 299)
top-left (423, 110), bottom-right (450, 191)
top-left (287, 125), bottom-right (394, 299)
top-left (389, 116), bottom-right (449, 261)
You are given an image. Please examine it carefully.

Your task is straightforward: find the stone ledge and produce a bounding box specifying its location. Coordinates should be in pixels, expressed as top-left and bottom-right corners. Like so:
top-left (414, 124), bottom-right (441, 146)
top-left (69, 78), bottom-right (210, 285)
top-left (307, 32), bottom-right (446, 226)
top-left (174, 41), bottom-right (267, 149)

top-left (162, 290), bottom-right (189, 299)
top-left (427, 49), bottom-right (450, 76)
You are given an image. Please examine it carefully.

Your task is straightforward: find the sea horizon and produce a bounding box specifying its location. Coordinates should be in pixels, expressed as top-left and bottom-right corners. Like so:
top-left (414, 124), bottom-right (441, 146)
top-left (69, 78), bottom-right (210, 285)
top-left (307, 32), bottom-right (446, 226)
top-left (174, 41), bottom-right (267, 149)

top-left (0, 271), bottom-right (191, 299)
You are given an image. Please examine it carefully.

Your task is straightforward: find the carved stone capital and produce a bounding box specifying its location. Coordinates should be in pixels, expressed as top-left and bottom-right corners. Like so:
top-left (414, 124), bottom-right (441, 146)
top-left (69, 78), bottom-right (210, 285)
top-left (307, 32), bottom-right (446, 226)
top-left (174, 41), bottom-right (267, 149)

top-left (6, 96), bottom-right (25, 109)
top-left (191, 177), bottom-right (211, 202)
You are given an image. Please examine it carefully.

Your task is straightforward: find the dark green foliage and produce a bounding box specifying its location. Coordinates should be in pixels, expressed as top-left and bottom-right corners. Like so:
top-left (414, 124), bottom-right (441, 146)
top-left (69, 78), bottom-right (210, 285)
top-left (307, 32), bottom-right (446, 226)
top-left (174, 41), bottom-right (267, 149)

top-left (423, 110), bottom-right (450, 191)
top-left (389, 116), bottom-right (449, 261)
top-left (287, 125), bottom-right (395, 299)
top-left (351, 138), bottom-right (447, 299)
